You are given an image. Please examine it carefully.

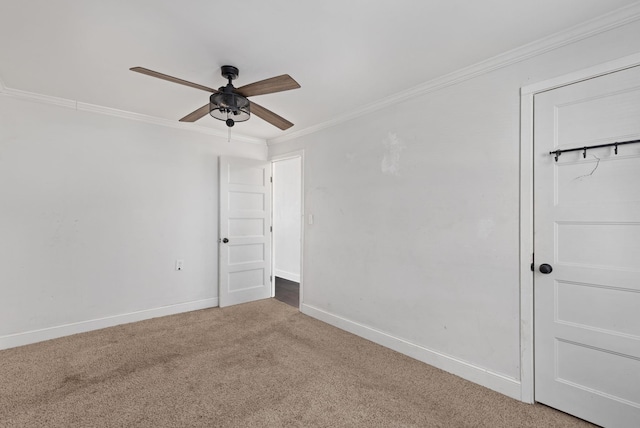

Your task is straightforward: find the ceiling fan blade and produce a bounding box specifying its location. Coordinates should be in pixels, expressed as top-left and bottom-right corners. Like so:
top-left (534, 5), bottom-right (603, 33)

top-left (179, 104), bottom-right (211, 122)
top-left (130, 67), bottom-right (218, 93)
top-left (250, 101), bottom-right (294, 130)
top-left (236, 74), bottom-right (300, 97)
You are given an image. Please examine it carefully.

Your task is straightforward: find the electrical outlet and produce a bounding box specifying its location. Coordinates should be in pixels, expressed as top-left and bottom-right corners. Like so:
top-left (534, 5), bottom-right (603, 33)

top-left (175, 259), bottom-right (184, 271)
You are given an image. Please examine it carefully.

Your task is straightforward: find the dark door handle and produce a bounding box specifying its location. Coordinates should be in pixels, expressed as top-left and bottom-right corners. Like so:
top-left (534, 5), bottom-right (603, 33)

top-left (539, 263), bottom-right (553, 274)
top-left (222, 238), bottom-right (229, 243)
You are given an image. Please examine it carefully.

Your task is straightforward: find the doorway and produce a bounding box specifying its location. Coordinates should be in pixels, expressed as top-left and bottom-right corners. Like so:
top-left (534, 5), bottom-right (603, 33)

top-left (271, 152), bottom-right (303, 308)
top-left (520, 54), bottom-right (640, 427)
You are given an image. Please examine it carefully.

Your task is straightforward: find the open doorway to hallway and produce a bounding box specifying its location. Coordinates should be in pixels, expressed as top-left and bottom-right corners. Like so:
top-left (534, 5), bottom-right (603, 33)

top-left (274, 277), bottom-right (299, 307)
top-left (271, 154), bottom-right (303, 308)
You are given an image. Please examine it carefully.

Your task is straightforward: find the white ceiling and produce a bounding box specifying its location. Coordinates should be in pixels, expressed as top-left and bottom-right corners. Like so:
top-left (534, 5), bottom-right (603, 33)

top-left (1, 0), bottom-right (638, 141)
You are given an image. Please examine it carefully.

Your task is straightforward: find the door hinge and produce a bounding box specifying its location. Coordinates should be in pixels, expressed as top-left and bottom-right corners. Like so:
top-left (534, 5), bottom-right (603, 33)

top-left (270, 226), bottom-right (273, 232)
top-left (270, 176), bottom-right (273, 183)
top-left (270, 275), bottom-right (273, 282)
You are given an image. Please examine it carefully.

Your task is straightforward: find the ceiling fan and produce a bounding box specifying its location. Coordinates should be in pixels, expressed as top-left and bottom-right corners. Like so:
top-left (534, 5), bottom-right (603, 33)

top-left (130, 65), bottom-right (300, 130)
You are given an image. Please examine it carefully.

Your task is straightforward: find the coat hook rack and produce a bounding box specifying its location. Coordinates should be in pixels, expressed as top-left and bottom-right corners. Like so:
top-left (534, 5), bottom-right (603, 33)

top-left (550, 138), bottom-right (640, 162)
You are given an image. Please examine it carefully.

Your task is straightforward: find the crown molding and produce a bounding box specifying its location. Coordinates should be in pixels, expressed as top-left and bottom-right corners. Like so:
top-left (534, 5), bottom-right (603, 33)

top-left (0, 83), bottom-right (266, 145)
top-left (2, 86), bottom-right (77, 109)
top-left (267, 1), bottom-right (640, 146)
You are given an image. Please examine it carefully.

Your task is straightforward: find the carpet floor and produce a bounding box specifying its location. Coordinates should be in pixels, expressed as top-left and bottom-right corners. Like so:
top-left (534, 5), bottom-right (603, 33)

top-left (0, 299), bottom-right (594, 427)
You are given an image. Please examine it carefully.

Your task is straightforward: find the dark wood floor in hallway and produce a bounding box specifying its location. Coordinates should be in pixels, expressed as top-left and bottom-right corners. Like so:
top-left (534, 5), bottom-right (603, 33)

top-left (275, 277), bottom-right (299, 307)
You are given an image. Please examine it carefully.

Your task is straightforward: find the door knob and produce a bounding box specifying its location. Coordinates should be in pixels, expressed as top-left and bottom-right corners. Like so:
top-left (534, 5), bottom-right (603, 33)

top-left (539, 263), bottom-right (553, 274)
top-left (222, 238), bottom-right (229, 243)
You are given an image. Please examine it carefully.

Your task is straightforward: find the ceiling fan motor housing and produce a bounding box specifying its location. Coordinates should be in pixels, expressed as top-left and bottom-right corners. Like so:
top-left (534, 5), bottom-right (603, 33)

top-left (209, 84), bottom-right (250, 126)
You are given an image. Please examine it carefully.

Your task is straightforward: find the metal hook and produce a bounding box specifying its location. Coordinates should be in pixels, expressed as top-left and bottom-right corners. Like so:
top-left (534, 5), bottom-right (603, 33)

top-left (614, 143), bottom-right (618, 155)
top-left (583, 147), bottom-right (587, 158)
top-left (553, 151), bottom-right (560, 162)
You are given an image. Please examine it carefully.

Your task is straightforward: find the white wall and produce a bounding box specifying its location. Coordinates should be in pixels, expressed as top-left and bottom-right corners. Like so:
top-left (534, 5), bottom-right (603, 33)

top-left (268, 19), bottom-right (640, 399)
top-left (273, 157), bottom-right (301, 282)
top-left (0, 93), bottom-right (266, 349)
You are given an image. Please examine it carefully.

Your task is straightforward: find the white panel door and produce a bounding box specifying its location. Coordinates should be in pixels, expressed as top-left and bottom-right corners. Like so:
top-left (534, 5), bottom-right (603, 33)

top-left (534, 65), bottom-right (640, 427)
top-left (219, 156), bottom-right (272, 308)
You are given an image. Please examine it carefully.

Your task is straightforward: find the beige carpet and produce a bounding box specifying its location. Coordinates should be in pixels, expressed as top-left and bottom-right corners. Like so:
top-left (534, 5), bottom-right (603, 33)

top-left (0, 299), bottom-right (594, 427)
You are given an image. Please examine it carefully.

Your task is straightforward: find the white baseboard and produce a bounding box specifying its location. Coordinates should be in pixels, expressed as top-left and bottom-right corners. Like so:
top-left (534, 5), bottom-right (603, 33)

top-left (274, 269), bottom-right (300, 283)
top-left (301, 303), bottom-right (522, 401)
top-left (0, 297), bottom-right (218, 351)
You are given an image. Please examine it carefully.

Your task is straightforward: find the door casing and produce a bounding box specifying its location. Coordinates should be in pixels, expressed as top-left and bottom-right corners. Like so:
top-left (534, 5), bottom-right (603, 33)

top-left (519, 51), bottom-right (640, 403)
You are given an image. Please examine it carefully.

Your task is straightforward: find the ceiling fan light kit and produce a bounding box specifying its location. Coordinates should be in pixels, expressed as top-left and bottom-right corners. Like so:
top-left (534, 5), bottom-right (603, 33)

top-left (130, 64), bottom-right (300, 131)
top-left (209, 92), bottom-right (250, 127)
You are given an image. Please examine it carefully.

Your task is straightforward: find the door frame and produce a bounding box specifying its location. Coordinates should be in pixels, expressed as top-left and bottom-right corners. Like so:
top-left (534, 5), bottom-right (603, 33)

top-left (518, 52), bottom-right (640, 403)
top-left (269, 150), bottom-right (305, 309)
